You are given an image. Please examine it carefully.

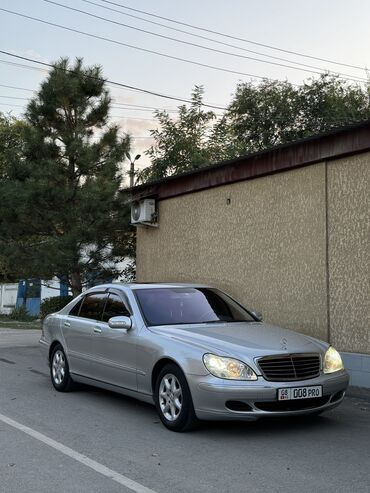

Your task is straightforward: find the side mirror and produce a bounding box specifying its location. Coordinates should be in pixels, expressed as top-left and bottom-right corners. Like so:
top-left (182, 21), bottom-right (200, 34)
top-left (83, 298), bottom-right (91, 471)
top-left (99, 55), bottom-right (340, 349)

top-left (108, 316), bottom-right (132, 330)
top-left (251, 310), bottom-right (263, 321)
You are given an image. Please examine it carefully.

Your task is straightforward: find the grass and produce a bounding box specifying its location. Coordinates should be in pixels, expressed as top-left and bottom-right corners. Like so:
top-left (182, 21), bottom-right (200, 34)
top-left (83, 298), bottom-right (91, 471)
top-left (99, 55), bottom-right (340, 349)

top-left (0, 317), bottom-right (41, 330)
top-left (0, 304), bottom-right (41, 330)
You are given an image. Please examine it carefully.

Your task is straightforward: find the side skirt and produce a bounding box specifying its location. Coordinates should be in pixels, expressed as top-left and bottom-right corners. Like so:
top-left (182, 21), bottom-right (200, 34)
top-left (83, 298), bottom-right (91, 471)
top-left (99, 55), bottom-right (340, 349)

top-left (71, 373), bottom-right (154, 405)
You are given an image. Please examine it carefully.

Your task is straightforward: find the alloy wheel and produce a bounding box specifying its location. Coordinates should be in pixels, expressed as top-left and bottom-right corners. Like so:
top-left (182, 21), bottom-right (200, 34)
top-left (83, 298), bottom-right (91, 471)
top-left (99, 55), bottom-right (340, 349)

top-left (159, 373), bottom-right (183, 421)
top-left (52, 350), bottom-right (66, 385)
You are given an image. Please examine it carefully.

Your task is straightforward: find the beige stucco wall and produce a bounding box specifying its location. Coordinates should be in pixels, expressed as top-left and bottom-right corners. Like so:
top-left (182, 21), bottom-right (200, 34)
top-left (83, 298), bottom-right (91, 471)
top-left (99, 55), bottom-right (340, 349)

top-left (137, 163), bottom-right (328, 341)
top-left (327, 154), bottom-right (370, 353)
top-left (136, 155), bottom-right (370, 353)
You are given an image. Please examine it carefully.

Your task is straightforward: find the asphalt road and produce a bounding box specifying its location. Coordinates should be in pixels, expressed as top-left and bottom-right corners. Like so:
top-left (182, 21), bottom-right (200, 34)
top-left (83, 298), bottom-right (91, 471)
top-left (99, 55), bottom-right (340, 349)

top-left (0, 329), bottom-right (369, 493)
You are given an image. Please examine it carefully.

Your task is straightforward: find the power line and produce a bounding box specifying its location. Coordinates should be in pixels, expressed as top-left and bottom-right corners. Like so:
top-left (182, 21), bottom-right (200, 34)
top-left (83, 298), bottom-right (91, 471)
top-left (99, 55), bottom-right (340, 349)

top-left (0, 104), bottom-right (165, 120)
top-left (111, 116), bottom-right (157, 121)
top-left (0, 7), bottom-right (301, 84)
top-left (0, 50), bottom-right (227, 110)
top-left (0, 84), bottom-right (181, 111)
top-left (111, 104), bottom-right (169, 112)
top-left (0, 102), bottom-right (157, 121)
top-left (39, 0), bottom-right (365, 82)
top-left (1, 100), bottom-right (366, 127)
top-left (0, 86), bottom-right (202, 113)
top-left (99, 0), bottom-right (368, 72)
top-left (5, 7), bottom-right (365, 87)
top-left (0, 83), bottom-right (34, 92)
top-left (0, 99), bottom-right (160, 121)
top-left (0, 95), bottom-right (160, 110)
top-left (0, 102), bottom-right (25, 109)
top-left (130, 136), bottom-right (154, 139)
top-left (0, 57), bottom-right (160, 99)
top-left (83, 0), bottom-right (352, 75)
top-left (0, 58), bottom-right (365, 127)
top-left (0, 58), bottom-right (48, 73)
top-left (112, 102), bottom-right (174, 111)
top-left (0, 95), bottom-right (29, 100)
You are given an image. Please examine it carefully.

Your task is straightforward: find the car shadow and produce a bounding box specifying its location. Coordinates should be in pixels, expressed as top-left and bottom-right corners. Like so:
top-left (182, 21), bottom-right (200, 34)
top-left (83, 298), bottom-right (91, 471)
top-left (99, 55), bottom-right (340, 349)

top-left (73, 382), bottom-right (347, 436)
top-left (199, 412), bottom-right (345, 437)
top-left (77, 383), bottom-right (156, 413)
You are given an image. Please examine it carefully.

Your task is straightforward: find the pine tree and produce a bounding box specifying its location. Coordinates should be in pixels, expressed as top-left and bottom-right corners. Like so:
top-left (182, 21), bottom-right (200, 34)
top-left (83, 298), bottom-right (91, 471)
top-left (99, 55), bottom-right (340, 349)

top-left (1, 58), bottom-right (133, 295)
top-left (0, 114), bottom-right (27, 281)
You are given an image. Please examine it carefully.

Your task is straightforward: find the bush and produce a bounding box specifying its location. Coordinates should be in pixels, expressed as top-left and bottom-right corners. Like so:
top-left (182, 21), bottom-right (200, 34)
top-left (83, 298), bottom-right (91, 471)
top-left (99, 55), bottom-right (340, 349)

top-left (9, 305), bottom-right (37, 321)
top-left (40, 295), bottom-right (74, 319)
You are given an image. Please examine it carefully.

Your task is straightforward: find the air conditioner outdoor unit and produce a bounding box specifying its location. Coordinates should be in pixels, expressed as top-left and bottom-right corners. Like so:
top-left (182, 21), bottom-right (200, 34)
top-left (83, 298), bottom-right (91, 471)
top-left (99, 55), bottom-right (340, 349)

top-left (131, 199), bottom-right (156, 225)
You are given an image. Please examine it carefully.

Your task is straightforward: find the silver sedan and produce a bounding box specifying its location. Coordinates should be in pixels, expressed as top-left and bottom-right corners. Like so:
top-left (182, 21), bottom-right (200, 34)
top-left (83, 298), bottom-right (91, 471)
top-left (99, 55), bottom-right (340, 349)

top-left (40, 283), bottom-right (349, 432)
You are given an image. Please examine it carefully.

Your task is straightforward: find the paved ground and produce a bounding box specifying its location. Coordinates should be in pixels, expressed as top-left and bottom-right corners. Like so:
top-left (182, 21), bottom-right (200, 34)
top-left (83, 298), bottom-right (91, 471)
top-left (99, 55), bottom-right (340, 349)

top-left (0, 328), bottom-right (42, 348)
top-left (0, 328), bottom-right (369, 493)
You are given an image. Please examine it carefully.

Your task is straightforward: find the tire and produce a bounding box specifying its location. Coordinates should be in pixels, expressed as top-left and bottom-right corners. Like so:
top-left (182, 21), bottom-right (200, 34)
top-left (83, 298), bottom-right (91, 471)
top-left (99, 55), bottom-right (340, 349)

top-left (154, 363), bottom-right (199, 432)
top-left (50, 344), bottom-right (74, 392)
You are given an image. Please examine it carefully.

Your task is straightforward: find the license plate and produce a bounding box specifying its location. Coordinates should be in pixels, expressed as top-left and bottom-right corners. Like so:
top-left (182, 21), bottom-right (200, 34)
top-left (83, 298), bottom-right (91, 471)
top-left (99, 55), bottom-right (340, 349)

top-left (278, 385), bottom-right (322, 401)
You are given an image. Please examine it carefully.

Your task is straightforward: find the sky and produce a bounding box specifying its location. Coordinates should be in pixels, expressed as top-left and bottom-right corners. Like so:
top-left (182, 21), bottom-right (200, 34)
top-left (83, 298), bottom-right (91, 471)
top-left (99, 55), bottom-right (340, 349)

top-left (0, 0), bottom-right (369, 171)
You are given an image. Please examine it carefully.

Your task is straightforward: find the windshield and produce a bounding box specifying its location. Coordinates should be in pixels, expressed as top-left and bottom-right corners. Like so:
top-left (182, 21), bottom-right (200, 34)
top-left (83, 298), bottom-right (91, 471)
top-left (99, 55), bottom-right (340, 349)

top-left (135, 287), bottom-right (256, 326)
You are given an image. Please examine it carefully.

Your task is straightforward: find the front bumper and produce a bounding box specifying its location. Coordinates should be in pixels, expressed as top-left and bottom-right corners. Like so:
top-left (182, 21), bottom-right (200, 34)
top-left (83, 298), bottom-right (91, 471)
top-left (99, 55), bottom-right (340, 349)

top-left (190, 370), bottom-right (349, 421)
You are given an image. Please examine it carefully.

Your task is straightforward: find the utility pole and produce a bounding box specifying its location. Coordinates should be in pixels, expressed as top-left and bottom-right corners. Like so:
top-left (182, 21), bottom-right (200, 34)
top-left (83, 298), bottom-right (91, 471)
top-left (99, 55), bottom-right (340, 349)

top-left (126, 153), bottom-right (141, 187)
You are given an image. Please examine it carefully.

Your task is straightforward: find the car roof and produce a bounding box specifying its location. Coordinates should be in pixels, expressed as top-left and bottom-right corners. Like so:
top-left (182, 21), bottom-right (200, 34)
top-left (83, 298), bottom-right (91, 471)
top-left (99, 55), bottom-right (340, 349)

top-left (87, 282), bottom-right (210, 292)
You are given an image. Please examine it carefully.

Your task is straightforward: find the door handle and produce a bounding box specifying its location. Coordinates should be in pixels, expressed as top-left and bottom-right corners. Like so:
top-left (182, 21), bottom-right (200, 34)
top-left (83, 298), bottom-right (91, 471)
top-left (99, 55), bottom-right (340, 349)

top-left (64, 321), bottom-right (71, 327)
top-left (93, 327), bottom-right (102, 334)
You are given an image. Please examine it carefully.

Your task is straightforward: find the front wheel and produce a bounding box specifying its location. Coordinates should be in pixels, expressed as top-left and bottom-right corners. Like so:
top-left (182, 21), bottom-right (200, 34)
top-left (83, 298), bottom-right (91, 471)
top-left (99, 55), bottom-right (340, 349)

top-left (50, 344), bottom-right (74, 392)
top-left (154, 364), bottom-right (199, 432)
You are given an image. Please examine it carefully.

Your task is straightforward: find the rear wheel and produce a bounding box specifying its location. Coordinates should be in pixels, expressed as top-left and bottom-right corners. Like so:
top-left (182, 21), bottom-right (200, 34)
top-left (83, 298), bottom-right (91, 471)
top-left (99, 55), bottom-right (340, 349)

top-left (154, 364), bottom-right (199, 432)
top-left (50, 344), bottom-right (74, 392)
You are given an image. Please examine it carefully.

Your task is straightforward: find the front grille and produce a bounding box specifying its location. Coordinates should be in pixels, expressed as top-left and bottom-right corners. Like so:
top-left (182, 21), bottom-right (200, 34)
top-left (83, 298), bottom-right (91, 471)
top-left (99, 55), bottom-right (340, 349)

top-left (258, 353), bottom-right (321, 382)
top-left (255, 396), bottom-right (329, 412)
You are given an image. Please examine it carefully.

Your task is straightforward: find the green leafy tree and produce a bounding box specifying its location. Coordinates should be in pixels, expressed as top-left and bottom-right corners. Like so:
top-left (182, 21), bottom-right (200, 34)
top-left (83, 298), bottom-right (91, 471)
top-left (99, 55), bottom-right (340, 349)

top-left (0, 58), bottom-right (133, 295)
top-left (206, 115), bottom-right (241, 162)
top-left (139, 75), bottom-right (370, 183)
top-left (226, 78), bottom-right (301, 152)
top-left (225, 74), bottom-right (370, 154)
top-left (137, 86), bottom-right (216, 182)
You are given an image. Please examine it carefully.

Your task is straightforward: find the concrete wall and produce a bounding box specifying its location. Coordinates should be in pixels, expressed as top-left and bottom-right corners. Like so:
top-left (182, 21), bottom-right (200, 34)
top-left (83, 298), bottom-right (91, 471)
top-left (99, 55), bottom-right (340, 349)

top-left (0, 283), bottom-right (18, 314)
top-left (327, 153), bottom-right (370, 354)
top-left (41, 279), bottom-right (63, 300)
top-left (136, 154), bottom-right (370, 355)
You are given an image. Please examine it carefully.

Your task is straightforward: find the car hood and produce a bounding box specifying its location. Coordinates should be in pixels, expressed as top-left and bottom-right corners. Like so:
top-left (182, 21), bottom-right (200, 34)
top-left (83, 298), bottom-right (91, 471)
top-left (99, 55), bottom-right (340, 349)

top-left (150, 322), bottom-right (328, 361)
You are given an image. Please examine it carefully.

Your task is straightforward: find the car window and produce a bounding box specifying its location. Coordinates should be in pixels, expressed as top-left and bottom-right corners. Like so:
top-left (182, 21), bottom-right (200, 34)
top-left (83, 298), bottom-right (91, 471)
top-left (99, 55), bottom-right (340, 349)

top-left (102, 293), bottom-right (130, 323)
top-left (78, 293), bottom-right (107, 321)
top-left (69, 298), bottom-right (83, 317)
top-left (135, 287), bottom-right (256, 326)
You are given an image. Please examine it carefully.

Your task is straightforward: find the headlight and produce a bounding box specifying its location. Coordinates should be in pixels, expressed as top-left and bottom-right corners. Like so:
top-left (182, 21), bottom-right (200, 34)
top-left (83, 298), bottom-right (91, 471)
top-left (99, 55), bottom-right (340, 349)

top-left (203, 353), bottom-right (257, 380)
top-left (323, 347), bottom-right (344, 374)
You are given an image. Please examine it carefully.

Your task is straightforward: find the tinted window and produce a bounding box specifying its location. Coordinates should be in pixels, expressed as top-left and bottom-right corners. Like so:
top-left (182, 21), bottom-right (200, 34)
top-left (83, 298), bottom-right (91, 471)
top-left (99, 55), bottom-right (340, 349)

top-left (135, 288), bottom-right (255, 326)
top-left (69, 298), bottom-right (83, 316)
top-left (102, 293), bottom-right (130, 323)
top-left (79, 293), bottom-right (107, 321)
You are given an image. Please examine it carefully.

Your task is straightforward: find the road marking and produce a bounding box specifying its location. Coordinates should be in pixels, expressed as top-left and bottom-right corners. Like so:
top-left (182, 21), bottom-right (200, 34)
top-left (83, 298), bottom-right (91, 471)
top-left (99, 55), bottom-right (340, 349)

top-left (0, 412), bottom-right (157, 493)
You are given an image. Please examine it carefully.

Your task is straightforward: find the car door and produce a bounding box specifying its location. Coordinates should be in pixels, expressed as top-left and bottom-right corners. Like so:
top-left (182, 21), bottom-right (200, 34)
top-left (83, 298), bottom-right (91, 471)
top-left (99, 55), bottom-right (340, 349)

top-left (90, 290), bottom-right (138, 391)
top-left (63, 292), bottom-right (107, 378)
